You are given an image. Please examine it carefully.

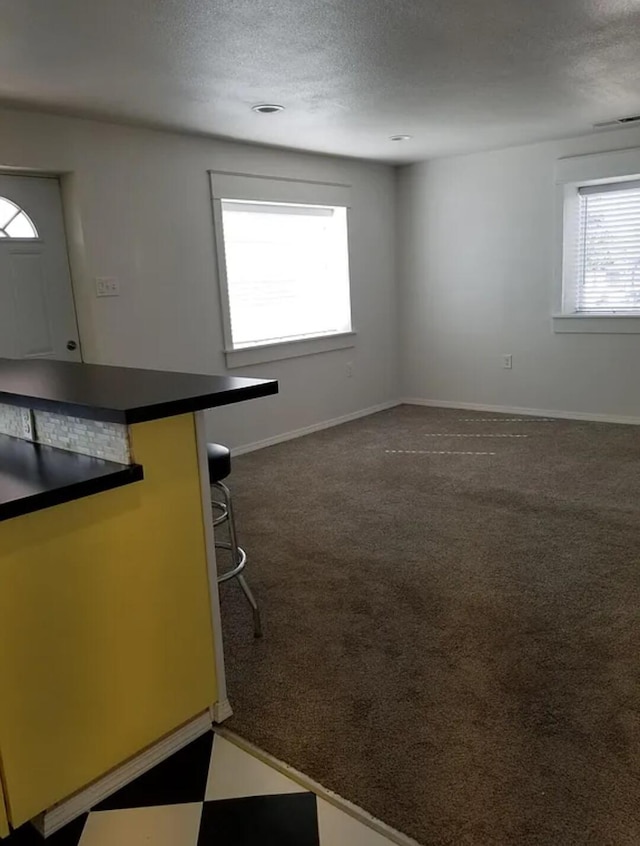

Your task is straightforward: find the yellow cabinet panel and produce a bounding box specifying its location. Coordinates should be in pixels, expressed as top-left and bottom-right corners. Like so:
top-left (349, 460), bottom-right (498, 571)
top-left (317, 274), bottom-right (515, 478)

top-left (0, 414), bottom-right (216, 826)
top-left (0, 777), bottom-right (8, 838)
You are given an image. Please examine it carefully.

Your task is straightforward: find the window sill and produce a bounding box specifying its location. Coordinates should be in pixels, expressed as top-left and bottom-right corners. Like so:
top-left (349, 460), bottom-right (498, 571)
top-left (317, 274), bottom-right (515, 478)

top-left (224, 332), bottom-right (356, 368)
top-left (553, 314), bottom-right (640, 334)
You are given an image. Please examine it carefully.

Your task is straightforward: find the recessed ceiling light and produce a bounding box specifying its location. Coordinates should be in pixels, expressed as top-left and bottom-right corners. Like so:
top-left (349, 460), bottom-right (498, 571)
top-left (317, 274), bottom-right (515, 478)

top-left (390, 134), bottom-right (412, 141)
top-left (252, 104), bottom-right (285, 114)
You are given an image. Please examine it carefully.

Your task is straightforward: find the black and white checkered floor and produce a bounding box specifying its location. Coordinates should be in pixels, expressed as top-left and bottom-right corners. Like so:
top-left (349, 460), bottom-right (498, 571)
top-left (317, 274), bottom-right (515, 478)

top-left (4, 731), bottom-right (399, 846)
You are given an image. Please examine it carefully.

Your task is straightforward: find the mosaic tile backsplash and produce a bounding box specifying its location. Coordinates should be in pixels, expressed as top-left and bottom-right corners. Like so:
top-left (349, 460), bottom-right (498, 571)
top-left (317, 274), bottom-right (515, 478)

top-left (0, 403), bottom-right (24, 439)
top-left (0, 402), bottom-right (130, 464)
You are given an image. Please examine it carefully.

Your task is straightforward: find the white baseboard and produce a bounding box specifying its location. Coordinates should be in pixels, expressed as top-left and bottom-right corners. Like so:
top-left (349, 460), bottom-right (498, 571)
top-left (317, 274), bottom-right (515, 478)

top-left (230, 395), bottom-right (640, 459)
top-left (231, 400), bottom-right (401, 456)
top-left (210, 698), bottom-right (233, 723)
top-left (32, 712), bottom-right (212, 837)
top-left (401, 397), bottom-right (640, 426)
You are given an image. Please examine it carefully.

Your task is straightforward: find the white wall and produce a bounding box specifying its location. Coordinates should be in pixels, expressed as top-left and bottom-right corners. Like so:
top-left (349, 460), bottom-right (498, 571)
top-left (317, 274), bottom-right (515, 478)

top-left (0, 107), bottom-right (398, 448)
top-left (398, 125), bottom-right (640, 421)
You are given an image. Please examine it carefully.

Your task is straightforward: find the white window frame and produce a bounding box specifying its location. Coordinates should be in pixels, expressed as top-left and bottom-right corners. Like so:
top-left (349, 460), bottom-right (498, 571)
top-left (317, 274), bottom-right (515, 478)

top-left (554, 147), bottom-right (640, 334)
top-left (209, 171), bottom-right (356, 368)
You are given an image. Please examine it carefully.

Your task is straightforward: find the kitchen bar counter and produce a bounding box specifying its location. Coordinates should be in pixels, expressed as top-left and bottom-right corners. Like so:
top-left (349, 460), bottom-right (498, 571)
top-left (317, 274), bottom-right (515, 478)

top-left (0, 357), bottom-right (277, 524)
top-left (0, 434), bottom-right (143, 522)
top-left (0, 359), bottom-right (279, 834)
top-left (0, 358), bottom-right (278, 424)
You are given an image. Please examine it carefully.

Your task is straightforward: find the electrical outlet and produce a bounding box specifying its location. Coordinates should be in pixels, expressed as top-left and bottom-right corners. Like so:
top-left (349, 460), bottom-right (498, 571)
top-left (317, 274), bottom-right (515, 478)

top-left (502, 354), bottom-right (513, 370)
top-left (346, 361), bottom-right (354, 378)
top-left (95, 277), bottom-right (120, 297)
top-left (20, 408), bottom-right (34, 440)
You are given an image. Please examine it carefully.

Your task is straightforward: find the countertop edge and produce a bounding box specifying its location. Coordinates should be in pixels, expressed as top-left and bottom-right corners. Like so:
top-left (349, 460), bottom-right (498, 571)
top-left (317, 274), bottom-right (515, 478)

top-left (0, 462), bottom-right (144, 523)
top-left (124, 379), bottom-right (280, 423)
top-left (0, 379), bottom-right (279, 425)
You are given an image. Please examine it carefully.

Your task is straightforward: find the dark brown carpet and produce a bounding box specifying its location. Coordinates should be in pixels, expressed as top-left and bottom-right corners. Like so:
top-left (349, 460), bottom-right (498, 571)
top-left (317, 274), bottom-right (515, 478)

top-left (218, 405), bottom-right (640, 846)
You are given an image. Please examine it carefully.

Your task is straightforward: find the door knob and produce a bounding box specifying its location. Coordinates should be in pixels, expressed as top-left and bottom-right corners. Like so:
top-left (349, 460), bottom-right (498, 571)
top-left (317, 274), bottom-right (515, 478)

top-left (66, 340), bottom-right (78, 351)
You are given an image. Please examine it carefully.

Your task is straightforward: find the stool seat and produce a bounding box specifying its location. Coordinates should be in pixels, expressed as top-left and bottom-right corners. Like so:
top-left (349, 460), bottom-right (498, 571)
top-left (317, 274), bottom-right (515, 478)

top-left (207, 442), bottom-right (231, 482)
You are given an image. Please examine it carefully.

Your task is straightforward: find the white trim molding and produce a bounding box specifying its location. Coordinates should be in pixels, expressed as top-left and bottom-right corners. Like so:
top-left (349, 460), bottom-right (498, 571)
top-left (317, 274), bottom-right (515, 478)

top-left (401, 398), bottom-right (640, 426)
top-left (225, 331), bottom-right (356, 369)
top-left (556, 146), bottom-right (640, 185)
top-left (211, 698), bottom-right (234, 723)
top-left (231, 400), bottom-right (401, 456)
top-left (32, 713), bottom-right (212, 837)
top-left (209, 171), bottom-right (351, 207)
top-left (194, 411), bottom-right (229, 711)
top-left (208, 171), bottom-right (354, 364)
top-left (552, 314), bottom-right (640, 333)
top-left (554, 146), bottom-right (640, 328)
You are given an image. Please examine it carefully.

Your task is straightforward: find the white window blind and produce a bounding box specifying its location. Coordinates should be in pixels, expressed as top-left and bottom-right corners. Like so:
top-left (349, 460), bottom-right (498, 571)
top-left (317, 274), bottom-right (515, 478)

top-left (575, 180), bottom-right (640, 314)
top-left (220, 199), bottom-right (352, 349)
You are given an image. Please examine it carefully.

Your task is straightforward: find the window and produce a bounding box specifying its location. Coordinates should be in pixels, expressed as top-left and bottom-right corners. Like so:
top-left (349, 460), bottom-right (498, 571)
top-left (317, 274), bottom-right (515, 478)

top-left (574, 181), bottom-right (640, 314)
top-left (0, 197), bottom-right (38, 239)
top-left (210, 172), bottom-right (354, 366)
top-left (221, 200), bottom-right (351, 348)
top-left (555, 147), bottom-right (640, 333)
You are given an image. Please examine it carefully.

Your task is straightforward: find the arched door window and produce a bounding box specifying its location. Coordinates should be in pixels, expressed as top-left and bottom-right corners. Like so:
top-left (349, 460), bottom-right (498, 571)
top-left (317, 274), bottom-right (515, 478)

top-left (0, 196), bottom-right (38, 238)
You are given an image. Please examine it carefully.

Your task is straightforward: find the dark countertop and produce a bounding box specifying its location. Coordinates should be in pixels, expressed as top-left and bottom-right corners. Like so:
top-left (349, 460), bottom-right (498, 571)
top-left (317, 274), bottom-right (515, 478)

top-left (0, 434), bottom-right (143, 522)
top-left (0, 358), bottom-right (279, 424)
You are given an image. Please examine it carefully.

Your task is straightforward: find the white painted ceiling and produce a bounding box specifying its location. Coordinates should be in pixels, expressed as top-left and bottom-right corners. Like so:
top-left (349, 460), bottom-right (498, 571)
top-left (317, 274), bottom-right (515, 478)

top-left (1, 0), bottom-right (640, 162)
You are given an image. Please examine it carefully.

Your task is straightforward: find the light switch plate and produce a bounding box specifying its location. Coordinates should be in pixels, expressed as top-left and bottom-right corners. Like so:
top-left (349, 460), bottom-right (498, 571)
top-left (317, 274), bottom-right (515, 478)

top-left (95, 277), bottom-right (120, 297)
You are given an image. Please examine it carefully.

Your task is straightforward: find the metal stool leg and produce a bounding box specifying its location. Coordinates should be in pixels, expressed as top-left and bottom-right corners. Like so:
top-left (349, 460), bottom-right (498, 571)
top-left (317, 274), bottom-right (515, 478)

top-left (212, 480), bottom-right (262, 638)
top-left (236, 573), bottom-right (262, 639)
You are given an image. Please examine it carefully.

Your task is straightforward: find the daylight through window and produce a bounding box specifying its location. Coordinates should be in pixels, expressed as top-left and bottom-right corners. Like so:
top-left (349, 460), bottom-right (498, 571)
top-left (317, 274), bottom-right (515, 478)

top-left (573, 180), bottom-right (640, 314)
top-left (0, 196), bottom-right (38, 239)
top-left (220, 199), bottom-right (352, 349)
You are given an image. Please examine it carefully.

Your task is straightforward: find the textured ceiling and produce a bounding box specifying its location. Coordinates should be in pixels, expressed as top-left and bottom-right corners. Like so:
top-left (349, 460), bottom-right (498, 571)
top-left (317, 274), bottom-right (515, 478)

top-left (1, 0), bottom-right (640, 162)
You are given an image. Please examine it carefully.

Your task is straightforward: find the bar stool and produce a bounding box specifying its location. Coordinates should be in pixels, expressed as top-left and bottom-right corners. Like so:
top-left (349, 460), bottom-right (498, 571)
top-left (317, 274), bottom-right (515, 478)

top-left (207, 443), bottom-right (262, 638)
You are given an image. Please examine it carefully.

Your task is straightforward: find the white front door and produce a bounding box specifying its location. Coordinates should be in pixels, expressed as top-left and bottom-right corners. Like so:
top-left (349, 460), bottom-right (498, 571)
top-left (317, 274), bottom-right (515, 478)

top-left (0, 175), bottom-right (81, 361)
